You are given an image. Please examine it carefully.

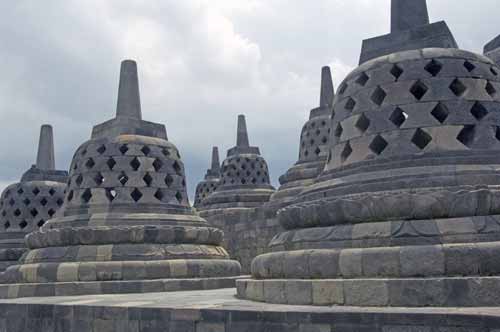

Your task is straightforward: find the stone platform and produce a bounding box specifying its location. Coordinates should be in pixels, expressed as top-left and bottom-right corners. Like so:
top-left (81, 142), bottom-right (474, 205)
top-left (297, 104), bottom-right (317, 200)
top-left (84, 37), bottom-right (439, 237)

top-left (0, 288), bottom-right (499, 331)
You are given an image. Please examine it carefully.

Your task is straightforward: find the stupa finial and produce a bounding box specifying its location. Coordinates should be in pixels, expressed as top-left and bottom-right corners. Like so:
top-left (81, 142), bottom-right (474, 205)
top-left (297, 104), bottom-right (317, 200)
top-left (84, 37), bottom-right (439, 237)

top-left (210, 147), bottom-right (220, 174)
top-left (116, 59), bottom-right (142, 120)
top-left (236, 115), bottom-right (249, 148)
top-left (391, 0), bottom-right (429, 33)
top-left (319, 66), bottom-right (334, 108)
top-left (35, 124), bottom-right (55, 170)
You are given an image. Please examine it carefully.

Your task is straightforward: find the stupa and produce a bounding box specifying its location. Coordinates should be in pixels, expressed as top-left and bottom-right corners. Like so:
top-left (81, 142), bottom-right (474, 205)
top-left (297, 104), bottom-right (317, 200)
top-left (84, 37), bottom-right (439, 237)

top-left (193, 147), bottom-right (221, 208)
top-left (201, 115), bottom-right (275, 211)
top-left (485, 35), bottom-right (500, 66)
top-left (0, 125), bottom-right (67, 271)
top-left (0, 60), bottom-right (241, 297)
top-left (268, 67), bottom-right (334, 209)
top-left (238, 0), bottom-right (500, 307)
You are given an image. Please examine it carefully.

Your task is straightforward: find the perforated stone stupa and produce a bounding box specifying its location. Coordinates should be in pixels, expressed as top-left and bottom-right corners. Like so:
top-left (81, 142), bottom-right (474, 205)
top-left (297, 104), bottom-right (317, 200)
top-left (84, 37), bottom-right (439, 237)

top-left (0, 60), bottom-right (240, 297)
top-left (238, 0), bottom-right (500, 307)
top-left (193, 147), bottom-right (221, 208)
top-left (268, 67), bottom-right (334, 209)
top-left (201, 115), bottom-right (275, 211)
top-left (0, 125), bottom-right (67, 271)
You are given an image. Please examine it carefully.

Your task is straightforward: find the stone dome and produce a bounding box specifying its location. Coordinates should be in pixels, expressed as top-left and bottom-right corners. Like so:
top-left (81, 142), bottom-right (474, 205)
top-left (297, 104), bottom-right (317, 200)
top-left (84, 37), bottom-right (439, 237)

top-left (1, 60), bottom-right (240, 293)
top-left (201, 115), bottom-right (275, 210)
top-left (268, 67), bottom-right (334, 209)
top-left (194, 147), bottom-right (221, 208)
top-left (0, 125), bottom-right (68, 271)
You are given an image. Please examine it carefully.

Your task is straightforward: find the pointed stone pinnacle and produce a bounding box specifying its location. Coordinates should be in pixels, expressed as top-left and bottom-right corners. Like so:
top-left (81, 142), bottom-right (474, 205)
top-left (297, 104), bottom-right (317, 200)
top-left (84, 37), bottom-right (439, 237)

top-left (116, 59), bottom-right (142, 120)
top-left (211, 147), bottom-right (221, 174)
top-left (391, 0), bottom-right (429, 33)
top-left (236, 115), bottom-right (250, 148)
top-left (36, 124), bottom-right (55, 170)
top-left (319, 66), bottom-right (334, 108)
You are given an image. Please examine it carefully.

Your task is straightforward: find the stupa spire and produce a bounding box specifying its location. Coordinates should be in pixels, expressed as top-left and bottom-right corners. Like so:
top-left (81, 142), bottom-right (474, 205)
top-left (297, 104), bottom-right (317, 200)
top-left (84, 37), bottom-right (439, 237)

top-left (35, 124), bottom-right (55, 170)
top-left (236, 115), bottom-right (249, 148)
top-left (319, 66), bottom-right (334, 108)
top-left (116, 60), bottom-right (142, 120)
top-left (210, 147), bottom-right (220, 175)
top-left (391, 0), bottom-right (429, 33)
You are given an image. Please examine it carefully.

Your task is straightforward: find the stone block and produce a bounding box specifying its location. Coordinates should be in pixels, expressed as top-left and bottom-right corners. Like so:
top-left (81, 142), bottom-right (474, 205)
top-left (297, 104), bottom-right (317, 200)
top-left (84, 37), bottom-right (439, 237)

top-left (285, 280), bottom-right (312, 305)
top-left (312, 280), bottom-right (344, 305)
top-left (344, 279), bottom-right (389, 306)
top-left (400, 245), bottom-right (444, 277)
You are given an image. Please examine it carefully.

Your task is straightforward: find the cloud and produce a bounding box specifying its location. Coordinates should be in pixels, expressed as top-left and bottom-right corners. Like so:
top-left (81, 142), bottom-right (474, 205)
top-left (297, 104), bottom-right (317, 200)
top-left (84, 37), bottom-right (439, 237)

top-left (0, 0), bottom-right (499, 202)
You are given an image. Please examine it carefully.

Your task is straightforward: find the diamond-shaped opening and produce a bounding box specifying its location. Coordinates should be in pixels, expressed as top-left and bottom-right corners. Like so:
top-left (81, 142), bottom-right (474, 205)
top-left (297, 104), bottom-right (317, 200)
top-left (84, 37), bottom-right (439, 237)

top-left (496, 126), bottom-right (500, 141)
top-left (457, 125), bottom-right (476, 147)
top-left (48, 188), bottom-right (56, 196)
top-left (81, 148), bottom-right (87, 156)
top-left (1, 211), bottom-right (5, 217)
top-left (118, 172), bottom-right (129, 186)
top-left (17, 188), bottom-right (24, 195)
top-left (40, 198), bottom-right (48, 206)
top-left (105, 188), bottom-right (117, 202)
top-left (450, 78), bottom-right (467, 97)
top-left (464, 60), bottom-right (476, 72)
top-left (8, 199), bottom-right (15, 206)
top-left (356, 72), bottom-right (370, 86)
top-left (241, 178), bottom-right (246, 184)
top-left (322, 136), bottom-right (328, 144)
top-left (315, 129), bottom-right (321, 136)
top-left (355, 113), bottom-right (371, 133)
top-left (107, 157), bottom-right (117, 170)
top-left (338, 82), bottom-right (348, 95)
top-left (310, 139), bottom-right (315, 146)
top-left (345, 97), bottom-right (356, 111)
top-left (154, 189), bottom-right (164, 201)
top-left (75, 175), bottom-right (83, 187)
top-left (73, 163), bottom-right (78, 170)
top-left (471, 102), bottom-right (489, 121)
top-left (369, 135), bottom-right (388, 155)
top-left (23, 198), bottom-right (30, 206)
top-left (48, 209), bottom-right (55, 217)
top-left (153, 158), bottom-right (163, 172)
top-left (32, 187), bottom-right (40, 196)
top-left (431, 103), bottom-right (449, 124)
top-left (4, 189), bottom-right (10, 198)
top-left (334, 123), bottom-right (343, 138)
top-left (173, 161), bottom-right (182, 175)
top-left (14, 209), bottom-right (21, 217)
top-left (175, 191), bottom-right (183, 203)
top-left (30, 208), bottom-right (38, 217)
top-left (85, 158), bottom-right (95, 169)
top-left (371, 86), bottom-right (386, 106)
top-left (119, 144), bottom-right (129, 155)
top-left (412, 128), bottom-right (433, 150)
top-left (130, 157), bottom-right (141, 171)
top-left (389, 107), bottom-right (407, 128)
top-left (251, 178), bottom-right (257, 184)
top-left (81, 189), bottom-right (92, 203)
top-left (141, 145), bottom-right (151, 156)
top-left (424, 59), bottom-right (442, 77)
top-left (19, 220), bottom-right (27, 229)
top-left (165, 174), bottom-right (174, 187)
top-left (130, 188), bottom-right (143, 202)
top-left (491, 67), bottom-right (499, 76)
top-left (410, 80), bottom-right (429, 100)
top-left (390, 64), bottom-right (403, 80)
top-left (486, 82), bottom-right (497, 97)
top-left (4, 221), bottom-right (10, 229)
top-left (56, 198), bottom-right (63, 206)
top-left (94, 172), bottom-right (104, 186)
top-left (315, 147), bottom-right (321, 155)
top-left (67, 191), bottom-right (74, 202)
top-left (37, 219), bottom-right (45, 228)
top-left (97, 145), bottom-right (106, 155)
top-left (341, 142), bottom-right (353, 162)
top-left (143, 173), bottom-right (153, 187)
top-left (161, 148), bottom-right (170, 157)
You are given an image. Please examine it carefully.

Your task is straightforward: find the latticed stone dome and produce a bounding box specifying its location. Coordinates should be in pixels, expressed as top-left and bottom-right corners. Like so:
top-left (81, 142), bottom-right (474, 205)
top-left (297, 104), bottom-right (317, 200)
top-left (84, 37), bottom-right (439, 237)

top-left (269, 67), bottom-right (334, 209)
top-left (201, 115), bottom-right (275, 210)
top-left (194, 147), bottom-right (221, 208)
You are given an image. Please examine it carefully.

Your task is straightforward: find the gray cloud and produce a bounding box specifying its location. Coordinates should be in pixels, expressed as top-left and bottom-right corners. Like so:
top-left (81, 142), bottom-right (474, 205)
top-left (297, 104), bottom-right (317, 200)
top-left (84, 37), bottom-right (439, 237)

top-left (0, 0), bottom-right (499, 201)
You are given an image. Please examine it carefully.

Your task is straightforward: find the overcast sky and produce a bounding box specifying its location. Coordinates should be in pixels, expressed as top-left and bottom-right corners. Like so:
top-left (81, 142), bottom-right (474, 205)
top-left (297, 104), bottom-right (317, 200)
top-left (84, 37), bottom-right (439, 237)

top-left (0, 0), bottom-right (499, 201)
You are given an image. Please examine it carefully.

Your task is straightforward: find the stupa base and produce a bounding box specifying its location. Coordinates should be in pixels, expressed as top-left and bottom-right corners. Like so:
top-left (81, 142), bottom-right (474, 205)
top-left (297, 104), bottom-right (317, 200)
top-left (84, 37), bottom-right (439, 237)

top-left (0, 276), bottom-right (243, 299)
top-left (237, 276), bottom-right (500, 307)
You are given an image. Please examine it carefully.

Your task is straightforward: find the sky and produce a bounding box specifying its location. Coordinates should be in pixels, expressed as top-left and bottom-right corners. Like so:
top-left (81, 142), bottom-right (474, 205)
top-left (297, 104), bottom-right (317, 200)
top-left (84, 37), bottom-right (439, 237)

top-left (0, 0), bottom-right (499, 202)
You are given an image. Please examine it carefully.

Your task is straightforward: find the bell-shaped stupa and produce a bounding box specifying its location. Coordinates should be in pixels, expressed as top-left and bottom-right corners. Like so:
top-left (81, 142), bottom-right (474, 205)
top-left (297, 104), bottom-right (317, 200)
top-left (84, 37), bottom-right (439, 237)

top-left (268, 67), bottom-right (334, 209)
top-left (238, 0), bottom-right (500, 307)
top-left (201, 115), bottom-right (275, 211)
top-left (194, 147), bottom-right (221, 208)
top-left (0, 125), bottom-right (67, 271)
top-left (0, 60), bottom-right (240, 297)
